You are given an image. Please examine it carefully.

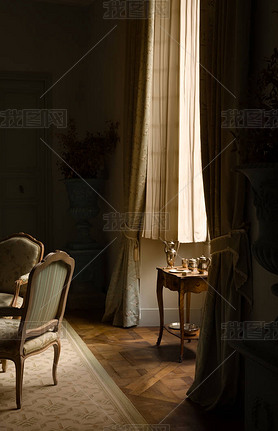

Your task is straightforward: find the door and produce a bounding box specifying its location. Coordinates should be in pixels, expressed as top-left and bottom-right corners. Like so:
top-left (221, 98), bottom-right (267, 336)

top-left (0, 74), bottom-right (52, 248)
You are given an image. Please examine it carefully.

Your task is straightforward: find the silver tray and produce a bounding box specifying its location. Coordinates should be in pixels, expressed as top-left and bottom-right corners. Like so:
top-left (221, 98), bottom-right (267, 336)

top-left (168, 322), bottom-right (199, 333)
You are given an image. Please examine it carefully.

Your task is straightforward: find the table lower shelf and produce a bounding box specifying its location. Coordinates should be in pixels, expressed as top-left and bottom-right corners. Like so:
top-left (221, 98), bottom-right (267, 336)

top-left (164, 325), bottom-right (200, 341)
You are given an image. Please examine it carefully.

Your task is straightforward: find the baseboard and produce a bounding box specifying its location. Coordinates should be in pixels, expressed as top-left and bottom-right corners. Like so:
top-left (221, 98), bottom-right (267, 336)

top-left (139, 307), bottom-right (203, 326)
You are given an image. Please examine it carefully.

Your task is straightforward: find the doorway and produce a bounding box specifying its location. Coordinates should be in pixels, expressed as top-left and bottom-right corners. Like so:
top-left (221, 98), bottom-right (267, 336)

top-left (0, 73), bottom-right (52, 249)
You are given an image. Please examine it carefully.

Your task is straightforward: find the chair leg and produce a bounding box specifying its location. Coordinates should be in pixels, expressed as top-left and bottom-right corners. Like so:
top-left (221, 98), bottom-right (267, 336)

top-left (15, 356), bottom-right (24, 409)
top-left (1, 359), bottom-right (7, 372)
top-left (53, 340), bottom-right (61, 386)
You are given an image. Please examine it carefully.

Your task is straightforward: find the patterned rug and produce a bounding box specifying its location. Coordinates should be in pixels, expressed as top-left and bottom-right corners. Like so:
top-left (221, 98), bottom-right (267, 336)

top-left (0, 321), bottom-right (149, 431)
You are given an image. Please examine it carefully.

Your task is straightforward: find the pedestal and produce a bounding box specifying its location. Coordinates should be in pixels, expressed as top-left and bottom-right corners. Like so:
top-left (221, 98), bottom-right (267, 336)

top-left (232, 340), bottom-right (278, 431)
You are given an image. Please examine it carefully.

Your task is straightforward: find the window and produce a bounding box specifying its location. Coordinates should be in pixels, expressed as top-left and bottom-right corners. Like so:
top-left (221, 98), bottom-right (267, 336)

top-left (143, 0), bottom-right (207, 243)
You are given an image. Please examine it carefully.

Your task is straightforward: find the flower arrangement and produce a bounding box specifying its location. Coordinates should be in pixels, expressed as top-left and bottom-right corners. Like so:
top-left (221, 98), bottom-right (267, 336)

top-left (236, 47), bottom-right (278, 163)
top-left (57, 119), bottom-right (120, 179)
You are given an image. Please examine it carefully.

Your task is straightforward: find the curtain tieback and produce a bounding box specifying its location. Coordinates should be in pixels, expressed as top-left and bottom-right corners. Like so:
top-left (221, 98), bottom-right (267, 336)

top-left (122, 226), bottom-right (140, 262)
top-left (122, 227), bottom-right (140, 279)
top-left (211, 229), bottom-right (246, 255)
top-left (210, 229), bottom-right (252, 303)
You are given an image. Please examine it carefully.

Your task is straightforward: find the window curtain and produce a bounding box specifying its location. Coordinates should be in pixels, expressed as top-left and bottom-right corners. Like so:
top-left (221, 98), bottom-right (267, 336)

top-left (143, 0), bottom-right (207, 242)
top-left (187, 0), bottom-right (253, 409)
top-left (102, 5), bottom-right (155, 327)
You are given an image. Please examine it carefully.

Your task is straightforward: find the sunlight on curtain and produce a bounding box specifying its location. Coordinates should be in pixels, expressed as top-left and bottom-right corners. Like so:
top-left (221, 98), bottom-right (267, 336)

top-left (143, 0), bottom-right (207, 243)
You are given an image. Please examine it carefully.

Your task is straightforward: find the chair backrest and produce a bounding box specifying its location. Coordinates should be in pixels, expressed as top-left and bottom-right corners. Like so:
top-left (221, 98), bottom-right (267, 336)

top-left (0, 233), bottom-right (44, 294)
top-left (20, 251), bottom-right (74, 337)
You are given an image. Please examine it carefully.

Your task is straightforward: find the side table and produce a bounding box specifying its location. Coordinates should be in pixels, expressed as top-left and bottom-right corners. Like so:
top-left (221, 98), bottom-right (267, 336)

top-left (156, 267), bottom-right (208, 362)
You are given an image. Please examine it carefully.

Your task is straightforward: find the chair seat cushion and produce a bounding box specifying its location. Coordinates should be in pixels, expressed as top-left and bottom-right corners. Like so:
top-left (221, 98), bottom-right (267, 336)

top-left (23, 332), bottom-right (58, 355)
top-left (0, 318), bottom-right (58, 356)
top-left (0, 293), bottom-right (23, 308)
top-left (0, 319), bottom-right (20, 354)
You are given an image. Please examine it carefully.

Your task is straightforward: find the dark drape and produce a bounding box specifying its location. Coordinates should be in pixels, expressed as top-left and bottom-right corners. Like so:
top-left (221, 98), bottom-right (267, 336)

top-left (103, 11), bottom-right (155, 327)
top-left (187, 0), bottom-right (253, 409)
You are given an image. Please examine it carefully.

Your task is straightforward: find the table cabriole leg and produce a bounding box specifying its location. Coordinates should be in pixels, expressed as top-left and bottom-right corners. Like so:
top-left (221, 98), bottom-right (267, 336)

top-left (186, 292), bottom-right (191, 323)
top-left (156, 274), bottom-right (164, 346)
top-left (186, 291), bottom-right (192, 343)
top-left (179, 290), bottom-right (185, 362)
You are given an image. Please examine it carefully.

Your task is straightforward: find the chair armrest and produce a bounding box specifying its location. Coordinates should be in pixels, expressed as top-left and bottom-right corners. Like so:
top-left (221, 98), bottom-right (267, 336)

top-left (18, 273), bottom-right (29, 284)
top-left (0, 306), bottom-right (23, 317)
top-left (11, 273), bottom-right (30, 307)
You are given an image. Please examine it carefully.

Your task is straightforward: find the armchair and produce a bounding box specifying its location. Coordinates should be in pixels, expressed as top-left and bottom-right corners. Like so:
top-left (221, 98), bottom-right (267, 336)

top-left (0, 232), bottom-right (44, 309)
top-left (0, 250), bottom-right (75, 409)
top-left (0, 233), bottom-right (44, 372)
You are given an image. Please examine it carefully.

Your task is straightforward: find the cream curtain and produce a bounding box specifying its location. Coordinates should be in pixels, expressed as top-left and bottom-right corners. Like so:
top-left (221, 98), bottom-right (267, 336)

top-left (143, 0), bottom-right (207, 242)
top-left (102, 6), bottom-right (155, 327)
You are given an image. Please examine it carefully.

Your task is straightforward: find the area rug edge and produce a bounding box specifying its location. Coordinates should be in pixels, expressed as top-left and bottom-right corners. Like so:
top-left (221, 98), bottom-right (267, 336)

top-left (63, 319), bottom-right (148, 427)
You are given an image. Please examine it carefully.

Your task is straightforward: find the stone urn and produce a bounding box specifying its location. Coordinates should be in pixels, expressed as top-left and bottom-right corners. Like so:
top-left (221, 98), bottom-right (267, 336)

top-left (238, 164), bottom-right (278, 295)
top-left (65, 178), bottom-right (103, 250)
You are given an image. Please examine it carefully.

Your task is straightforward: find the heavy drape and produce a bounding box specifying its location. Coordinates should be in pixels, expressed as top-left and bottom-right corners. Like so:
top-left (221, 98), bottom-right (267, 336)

top-left (143, 0), bottom-right (207, 242)
top-left (187, 0), bottom-right (253, 409)
top-left (103, 6), bottom-right (155, 327)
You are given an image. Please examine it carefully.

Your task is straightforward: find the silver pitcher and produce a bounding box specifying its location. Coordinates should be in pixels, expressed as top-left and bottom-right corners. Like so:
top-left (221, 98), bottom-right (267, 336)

top-left (163, 241), bottom-right (180, 268)
top-left (197, 255), bottom-right (211, 273)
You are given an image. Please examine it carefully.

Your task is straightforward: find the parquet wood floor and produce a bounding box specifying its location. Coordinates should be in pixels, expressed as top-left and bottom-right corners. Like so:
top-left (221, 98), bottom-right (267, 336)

top-left (66, 311), bottom-right (244, 431)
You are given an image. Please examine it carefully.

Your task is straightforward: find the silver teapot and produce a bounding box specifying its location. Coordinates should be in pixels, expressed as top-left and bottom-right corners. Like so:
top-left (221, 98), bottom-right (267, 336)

top-left (197, 255), bottom-right (211, 273)
top-left (163, 240), bottom-right (180, 268)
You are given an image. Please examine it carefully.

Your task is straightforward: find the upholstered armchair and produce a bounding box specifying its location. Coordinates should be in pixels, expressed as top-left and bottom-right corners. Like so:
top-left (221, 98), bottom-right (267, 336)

top-left (0, 233), bottom-right (44, 372)
top-left (0, 251), bottom-right (75, 409)
top-left (0, 233), bottom-right (44, 309)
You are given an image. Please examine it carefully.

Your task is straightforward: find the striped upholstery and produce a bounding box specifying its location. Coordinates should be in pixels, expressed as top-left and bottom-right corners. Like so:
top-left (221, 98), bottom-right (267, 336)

top-left (26, 261), bottom-right (68, 330)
